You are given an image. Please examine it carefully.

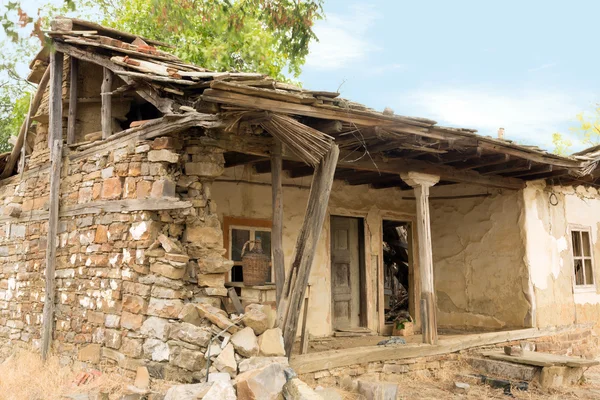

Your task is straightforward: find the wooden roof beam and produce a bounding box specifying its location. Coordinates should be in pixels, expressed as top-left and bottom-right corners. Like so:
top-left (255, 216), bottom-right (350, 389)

top-left (504, 164), bottom-right (553, 178)
top-left (451, 154), bottom-right (510, 170)
top-left (478, 160), bottom-right (532, 175)
top-left (224, 152), bottom-right (267, 168)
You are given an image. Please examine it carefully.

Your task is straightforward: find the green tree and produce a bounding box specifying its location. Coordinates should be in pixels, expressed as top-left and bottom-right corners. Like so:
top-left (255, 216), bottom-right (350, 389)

top-left (0, 0), bottom-right (324, 151)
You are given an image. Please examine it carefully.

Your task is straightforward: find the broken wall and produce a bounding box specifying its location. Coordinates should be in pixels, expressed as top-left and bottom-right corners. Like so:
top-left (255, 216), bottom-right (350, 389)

top-left (212, 166), bottom-right (417, 337)
top-left (429, 185), bottom-right (532, 330)
top-left (523, 182), bottom-right (600, 330)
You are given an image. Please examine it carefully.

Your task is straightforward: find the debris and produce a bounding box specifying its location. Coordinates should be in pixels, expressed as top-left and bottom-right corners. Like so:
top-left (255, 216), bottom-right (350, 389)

top-left (213, 343), bottom-right (237, 377)
top-left (504, 345), bottom-right (524, 356)
top-left (283, 378), bottom-right (323, 400)
top-left (377, 337), bottom-right (406, 346)
top-left (357, 380), bottom-right (398, 400)
top-left (134, 366), bottom-right (150, 390)
top-left (258, 328), bottom-right (286, 357)
top-left (453, 381), bottom-right (470, 393)
top-left (163, 382), bottom-right (212, 400)
top-left (203, 379), bottom-right (236, 399)
top-left (235, 363), bottom-right (287, 400)
top-left (231, 326), bottom-right (260, 357)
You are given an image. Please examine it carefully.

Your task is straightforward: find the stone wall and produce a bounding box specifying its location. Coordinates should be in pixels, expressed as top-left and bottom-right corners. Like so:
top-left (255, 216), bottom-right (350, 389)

top-left (429, 185), bottom-right (532, 330)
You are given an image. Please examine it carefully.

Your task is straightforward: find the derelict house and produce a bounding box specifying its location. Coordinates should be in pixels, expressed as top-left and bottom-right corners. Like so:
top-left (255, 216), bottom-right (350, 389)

top-left (0, 17), bottom-right (599, 383)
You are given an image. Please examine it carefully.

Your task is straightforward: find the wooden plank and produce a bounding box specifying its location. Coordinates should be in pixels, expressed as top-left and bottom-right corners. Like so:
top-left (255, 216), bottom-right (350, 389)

top-left (211, 80), bottom-right (318, 105)
top-left (48, 51), bottom-right (64, 147)
top-left (227, 287), bottom-right (244, 314)
top-left (271, 140), bottom-right (285, 304)
top-left (67, 57), bottom-right (78, 144)
top-left (300, 293), bottom-right (310, 355)
top-left (290, 325), bottom-right (595, 374)
top-left (277, 145), bottom-right (340, 357)
top-left (478, 160), bottom-right (532, 175)
top-left (482, 351), bottom-right (599, 368)
top-left (101, 67), bottom-right (113, 139)
top-left (53, 41), bottom-right (174, 114)
top-left (41, 123), bottom-right (63, 362)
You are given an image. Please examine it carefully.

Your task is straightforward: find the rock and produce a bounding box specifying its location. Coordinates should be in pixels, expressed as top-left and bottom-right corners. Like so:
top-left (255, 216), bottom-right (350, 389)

top-left (243, 304), bottom-right (274, 335)
top-left (453, 382), bottom-right (470, 393)
top-left (231, 327), bottom-right (259, 357)
top-left (315, 387), bottom-right (344, 400)
top-left (140, 316), bottom-right (170, 340)
top-left (134, 366), bottom-right (150, 390)
top-left (283, 378), bottom-right (323, 400)
top-left (148, 149), bottom-right (179, 163)
top-left (258, 328), bottom-right (286, 357)
top-left (235, 363), bottom-right (287, 400)
top-left (143, 338), bottom-right (170, 362)
top-left (157, 234), bottom-right (183, 254)
top-left (205, 342), bottom-right (222, 359)
top-left (150, 261), bottom-right (185, 280)
top-left (168, 322), bottom-right (212, 347)
top-left (504, 345), bottom-right (524, 356)
top-left (164, 383), bottom-right (212, 400)
top-left (147, 298), bottom-right (184, 319)
top-left (204, 380), bottom-right (236, 400)
top-left (197, 257), bottom-right (234, 274)
top-left (214, 343), bottom-right (237, 377)
top-left (196, 303), bottom-right (239, 333)
top-left (178, 303), bottom-right (202, 326)
top-left (238, 356), bottom-right (289, 373)
top-left (208, 372), bottom-right (231, 382)
top-left (377, 337), bottom-right (406, 346)
top-left (357, 381), bottom-right (398, 400)
top-left (197, 273), bottom-right (225, 288)
top-left (78, 343), bottom-right (101, 364)
top-left (183, 225), bottom-right (222, 247)
top-left (170, 346), bottom-right (205, 372)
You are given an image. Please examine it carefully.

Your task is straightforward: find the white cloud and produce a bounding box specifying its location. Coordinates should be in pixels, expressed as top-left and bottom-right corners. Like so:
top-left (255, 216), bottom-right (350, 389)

top-left (305, 4), bottom-right (379, 70)
top-left (397, 86), bottom-right (583, 150)
top-left (527, 62), bottom-right (557, 73)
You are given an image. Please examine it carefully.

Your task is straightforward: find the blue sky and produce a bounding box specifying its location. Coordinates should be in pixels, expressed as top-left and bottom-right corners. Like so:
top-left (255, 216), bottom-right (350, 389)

top-left (299, 0), bottom-right (600, 152)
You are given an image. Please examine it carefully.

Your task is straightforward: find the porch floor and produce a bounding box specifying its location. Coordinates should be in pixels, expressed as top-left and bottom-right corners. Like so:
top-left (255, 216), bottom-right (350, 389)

top-left (293, 329), bottom-right (491, 355)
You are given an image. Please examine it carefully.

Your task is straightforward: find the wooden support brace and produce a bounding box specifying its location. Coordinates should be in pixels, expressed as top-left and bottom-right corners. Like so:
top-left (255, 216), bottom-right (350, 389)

top-left (271, 140), bottom-right (285, 304)
top-left (67, 57), bottom-right (78, 144)
top-left (101, 67), bottom-right (113, 139)
top-left (277, 145), bottom-right (340, 357)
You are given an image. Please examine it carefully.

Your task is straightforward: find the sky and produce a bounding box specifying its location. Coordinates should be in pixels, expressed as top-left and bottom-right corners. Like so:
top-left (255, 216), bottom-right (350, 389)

top-left (299, 0), bottom-right (600, 152)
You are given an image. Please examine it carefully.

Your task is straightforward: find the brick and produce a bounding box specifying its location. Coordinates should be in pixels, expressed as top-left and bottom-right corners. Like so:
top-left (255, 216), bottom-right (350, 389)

top-left (78, 187), bottom-right (93, 204)
top-left (148, 149), bottom-right (179, 163)
top-left (94, 225), bottom-right (109, 243)
top-left (124, 177), bottom-right (137, 199)
top-left (121, 311), bottom-right (144, 330)
top-left (151, 179), bottom-right (176, 198)
top-left (122, 294), bottom-right (148, 314)
top-left (136, 180), bottom-right (152, 199)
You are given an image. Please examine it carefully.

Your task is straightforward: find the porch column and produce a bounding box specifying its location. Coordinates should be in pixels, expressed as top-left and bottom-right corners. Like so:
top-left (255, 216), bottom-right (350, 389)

top-left (401, 172), bottom-right (440, 345)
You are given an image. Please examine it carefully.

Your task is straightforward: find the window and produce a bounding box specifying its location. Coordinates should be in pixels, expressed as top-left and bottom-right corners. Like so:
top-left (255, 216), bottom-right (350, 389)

top-left (223, 217), bottom-right (272, 283)
top-left (570, 227), bottom-right (595, 288)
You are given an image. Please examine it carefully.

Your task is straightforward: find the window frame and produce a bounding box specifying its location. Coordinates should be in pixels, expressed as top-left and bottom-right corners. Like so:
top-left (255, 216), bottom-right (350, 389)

top-left (223, 216), bottom-right (273, 284)
top-left (569, 224), bottom-right (596, 292)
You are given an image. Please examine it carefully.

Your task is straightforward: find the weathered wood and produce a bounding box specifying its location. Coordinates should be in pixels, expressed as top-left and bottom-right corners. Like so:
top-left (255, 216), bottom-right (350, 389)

top-left (271, 140), bottom-right (285, 305)
top-left (482, 351), bottom-right (599, 368)
top-left (401, 172), bottom-right (439, 345)
top-left (41, 138), bottom-right (62, 361)
top-left (227, 287), bottom-right (244, 314)
top-left (211, 80), bottom-right (317, 105)
top-left (19, 93), bottom-right (34, 177)
top-left (48, 51), bottom-right (64, 147)
top-left (114, 70), bottom-right (197, 86)
top-left (53, 41), bottom-right (174, 113)
top-left (479, 160), bottom-right (532, 175)
top-left (277, 145), bottom-right (340, 357)
top-left (300, 293), bottom-right (310, 355)
top-left (101, 67), bottom-right (113, 139)
top-left (65, 17), bottom-right (172, 47)
top-left (290, 325), bottom-right (594, 374)
top-left (3, 64), bottom-right (51, 178)
top-left (67, 57), bottom-right (78, 144)
top-left (451, 154), bottom-right (510, 170)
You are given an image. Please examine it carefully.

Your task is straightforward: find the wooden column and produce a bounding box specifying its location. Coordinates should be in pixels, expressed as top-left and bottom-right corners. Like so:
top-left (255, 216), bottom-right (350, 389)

top-left (101, 67), bottom-right (113, 139)
top-left (401, 172), bottom-right (440, 345)
top-left (277, 145), bottom-right (339, 357)
top-left (67, 57), bottom-right (78, 145)
top-left (48, 51), bottom-right (63, 147)
top-left (271, 140), bottom-right (285, 304)
top-left (41, 50), bottom-right (64, 361)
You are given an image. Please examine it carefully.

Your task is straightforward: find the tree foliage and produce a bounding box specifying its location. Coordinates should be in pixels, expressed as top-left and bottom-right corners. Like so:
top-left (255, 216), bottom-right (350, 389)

top-left (552, 105), bottom-right (600, 155)
top-left (0, 0), bottom-right (324, 151)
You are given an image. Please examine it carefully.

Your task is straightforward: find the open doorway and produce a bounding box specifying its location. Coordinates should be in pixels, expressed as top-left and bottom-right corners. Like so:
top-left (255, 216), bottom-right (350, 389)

top-left (382, 220), bottom-right (413, 329)
top-left (330, 215), bottom-right (367, 331)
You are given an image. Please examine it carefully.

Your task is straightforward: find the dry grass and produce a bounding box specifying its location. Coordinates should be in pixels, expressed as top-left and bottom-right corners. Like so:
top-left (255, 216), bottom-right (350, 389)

top-left (0, 348), bottom-right (130, 400)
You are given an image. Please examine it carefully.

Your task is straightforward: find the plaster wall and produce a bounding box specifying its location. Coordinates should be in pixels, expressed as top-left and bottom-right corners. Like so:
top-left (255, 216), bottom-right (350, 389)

top-left (523, 182), bottom-right (600, 330)
top-left (429, 186), bottom-right (531, 330)
top-left (212, 166), bottom-right (417, 337)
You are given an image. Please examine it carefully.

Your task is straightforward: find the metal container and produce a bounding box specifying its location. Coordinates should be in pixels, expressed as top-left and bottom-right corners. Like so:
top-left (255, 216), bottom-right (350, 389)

top-left (241, 239), bottom-right (270, 286)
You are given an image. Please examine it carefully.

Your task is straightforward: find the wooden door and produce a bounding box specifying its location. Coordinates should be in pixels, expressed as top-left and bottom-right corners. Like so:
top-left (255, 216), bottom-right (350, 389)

top-left (331, 216), bottom-right (361, 329)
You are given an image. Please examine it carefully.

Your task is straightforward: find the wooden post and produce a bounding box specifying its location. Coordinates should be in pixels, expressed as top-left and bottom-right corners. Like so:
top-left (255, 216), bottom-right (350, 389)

top-left (101, 67), bottom-right (113, 139)
top-left (41, 50), bottom-right (64, 360)
top-left (277, 145), bottom-right (339, 357)
top-left (401, 172), bottom-right (439, 345)
top-left (48, 51), bottom-right (63, 147)
top-left (271, 140), bottom-right (285, 304)
top-left (67, 57), bottom-right (78, 145)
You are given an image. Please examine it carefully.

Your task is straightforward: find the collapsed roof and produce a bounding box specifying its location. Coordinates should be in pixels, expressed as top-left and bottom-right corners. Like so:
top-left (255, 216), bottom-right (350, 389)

top-left (13, 17), bottom-right (600, 190)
